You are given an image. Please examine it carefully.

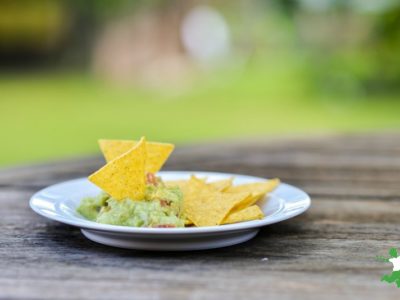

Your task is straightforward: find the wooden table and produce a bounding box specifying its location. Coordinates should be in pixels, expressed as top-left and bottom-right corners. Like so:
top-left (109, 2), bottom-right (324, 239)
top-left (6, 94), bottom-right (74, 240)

top-left (1, 133), bottom-right (400, 299)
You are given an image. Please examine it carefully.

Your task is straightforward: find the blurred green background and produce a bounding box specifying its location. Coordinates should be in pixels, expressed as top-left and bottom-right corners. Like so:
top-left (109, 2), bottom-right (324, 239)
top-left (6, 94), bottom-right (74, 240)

top-left (1, 0), bottom-right (400, 167)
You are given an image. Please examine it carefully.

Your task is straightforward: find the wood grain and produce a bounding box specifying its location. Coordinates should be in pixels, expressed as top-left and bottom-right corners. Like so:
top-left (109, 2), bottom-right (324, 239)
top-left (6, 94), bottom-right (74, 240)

top-left (1, 133), bottom-right (400, 300)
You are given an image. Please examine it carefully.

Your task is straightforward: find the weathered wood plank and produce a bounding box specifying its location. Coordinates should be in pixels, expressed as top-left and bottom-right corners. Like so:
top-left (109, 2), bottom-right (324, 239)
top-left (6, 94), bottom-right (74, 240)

top-left (1, 133), bottom-right (400, 300)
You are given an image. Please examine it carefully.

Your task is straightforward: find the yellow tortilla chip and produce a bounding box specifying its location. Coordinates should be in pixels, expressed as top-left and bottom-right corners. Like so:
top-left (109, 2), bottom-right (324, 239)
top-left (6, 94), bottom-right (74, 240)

top-left (227, 178), bottom-right (280, 201)
top-left (165, 177), bottom-right (207, 192)
top-left (207, 178), bottom-right (233, 192)
top-left (145, 142), bottom-right (175, 173)
top-left (165, 179), bottom-right (190, 191)
top-left (223, 205), bottom-right (264, 224)
top-left (165, 177), bottom-right (204, 226)
top-left (224, 179), bottom-right (279, 214)
top-left (98, 140), bottom-right (134, 162)
top-left (184, 219), bottom-right (194, 226)
top-left (184, 177), bottom-right (251, 227)
top-left (89, 137), bottom-right (146, 200)
top-left (227, 178), bottom-right (280, 195)
top-left (98, 139), bottom-right (174, 173)
top-left (229, 193), bottom-right (259, 214)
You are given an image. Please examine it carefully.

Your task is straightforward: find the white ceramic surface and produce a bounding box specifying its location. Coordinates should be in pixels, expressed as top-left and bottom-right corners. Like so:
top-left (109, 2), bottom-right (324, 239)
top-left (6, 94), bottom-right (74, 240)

top-left (30, 171), bottom-right (311, 251)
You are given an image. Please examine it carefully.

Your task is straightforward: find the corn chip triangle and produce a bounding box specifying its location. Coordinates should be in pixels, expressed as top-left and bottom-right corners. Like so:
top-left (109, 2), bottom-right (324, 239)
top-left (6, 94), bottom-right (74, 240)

top-left (89, 137), bottom-right (147, 200)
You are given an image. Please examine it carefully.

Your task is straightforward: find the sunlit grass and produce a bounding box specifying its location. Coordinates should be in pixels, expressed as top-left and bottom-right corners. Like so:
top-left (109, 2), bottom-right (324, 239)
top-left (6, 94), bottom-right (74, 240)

top-left (1, 66), bottom-right (400, 167)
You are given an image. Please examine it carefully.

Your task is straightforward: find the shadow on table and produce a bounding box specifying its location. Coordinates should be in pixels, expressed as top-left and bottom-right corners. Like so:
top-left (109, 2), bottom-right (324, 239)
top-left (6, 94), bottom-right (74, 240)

top-left (35, 218), bottom-right (315, 270)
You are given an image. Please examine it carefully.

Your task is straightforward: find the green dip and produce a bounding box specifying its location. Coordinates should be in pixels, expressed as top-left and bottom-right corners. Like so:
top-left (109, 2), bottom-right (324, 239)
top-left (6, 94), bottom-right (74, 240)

top-left (77, 180), bottom-right (185, 228)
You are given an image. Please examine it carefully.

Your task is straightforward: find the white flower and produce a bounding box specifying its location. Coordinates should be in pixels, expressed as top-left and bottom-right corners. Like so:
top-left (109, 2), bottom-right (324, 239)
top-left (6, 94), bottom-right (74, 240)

top-left (389, 256), bottom-right (400, 272)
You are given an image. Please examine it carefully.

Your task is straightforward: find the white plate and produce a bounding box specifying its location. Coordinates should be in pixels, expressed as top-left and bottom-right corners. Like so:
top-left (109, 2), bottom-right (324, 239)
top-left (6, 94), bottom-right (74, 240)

top-left (30, 171), bottom-right (311, 251)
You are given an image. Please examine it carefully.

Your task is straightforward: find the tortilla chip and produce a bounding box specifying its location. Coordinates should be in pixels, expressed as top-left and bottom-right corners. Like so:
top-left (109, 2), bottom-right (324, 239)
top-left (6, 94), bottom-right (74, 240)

top-left (89, 137), bottom-right (146, 200)
top-left (145, 142), bottom-right (175, 173)
top-left (98, 139), bottom-right (174, 173)
top-left (229, 193), bottom-right (259, 214)
top-left (183, 177), bottom-right (251, 227)
top-left (227, 178), bottom-right (280, 201)
top-left (165, 177), bottom-right (203, 227)
top-left (165, 179), bottom-right (189, 190)
top-left (223, 179), bottom-right (279, 215)
top-left (165, 176), bottom-right (207, 192)
top-left (98, 140), bottom-right (134, 162)
top-left (184, 219), bottom-right (194, 226)
top-left (223, 205), bottom-right (264, 224)
top-left (207, 178), bottom-right (233, 192)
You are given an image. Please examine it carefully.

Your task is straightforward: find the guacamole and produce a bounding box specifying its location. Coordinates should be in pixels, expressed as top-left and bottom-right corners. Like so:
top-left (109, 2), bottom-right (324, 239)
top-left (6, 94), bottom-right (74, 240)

top-left (77, 176), bottom-right (185, 228)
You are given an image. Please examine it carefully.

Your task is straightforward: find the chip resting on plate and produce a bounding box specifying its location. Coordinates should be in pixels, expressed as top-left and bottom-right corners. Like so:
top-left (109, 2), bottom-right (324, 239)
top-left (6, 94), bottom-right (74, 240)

top-left (223, 205), bottom-right (264, 224)
top-left (165, 177), bottom-right (206, 191)
top-left (183, 177), bottom-right (252, 227)
top-left (227, 179), bottom-right (280, 202)
top-left (89, 137), bottom-right (147, 200)
top-left (167, 176), bottom-right (277, 226)
top-left (165, 179), bottom-right (190, 190)
top-left (98, 139), bottom-right (174, 173)
top-left (207, 178), bottom-right (233, 192)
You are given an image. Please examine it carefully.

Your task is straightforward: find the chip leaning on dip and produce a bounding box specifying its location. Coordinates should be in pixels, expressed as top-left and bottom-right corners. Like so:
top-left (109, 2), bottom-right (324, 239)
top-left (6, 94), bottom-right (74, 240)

top-left (77, 136), bottom-right (280, 228)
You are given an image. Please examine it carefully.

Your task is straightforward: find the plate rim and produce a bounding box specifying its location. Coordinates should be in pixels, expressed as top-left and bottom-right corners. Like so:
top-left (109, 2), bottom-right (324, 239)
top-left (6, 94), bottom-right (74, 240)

top-left (29, 171), bottom-right (311, 235)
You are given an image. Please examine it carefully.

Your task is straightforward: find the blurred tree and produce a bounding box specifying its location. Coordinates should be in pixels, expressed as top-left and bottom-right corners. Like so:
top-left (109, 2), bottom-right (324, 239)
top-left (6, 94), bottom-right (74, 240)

top-left (367, 4), bottom-right (400, 92)
top-left (0, 0), bottom-right (68, 67)
top-left (1, 0), bottom-right (399, 96)
top-left (271, 0), bottom-right (299, 17)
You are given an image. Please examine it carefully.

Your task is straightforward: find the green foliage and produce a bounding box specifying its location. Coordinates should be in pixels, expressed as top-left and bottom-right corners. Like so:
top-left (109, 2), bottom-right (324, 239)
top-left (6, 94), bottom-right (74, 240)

top-left (1, 70), bottom-right (400, 166)
top-left (389, 248), bottom-right (398, 258)
top-left (376, 256), bottom-right (389, 263)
